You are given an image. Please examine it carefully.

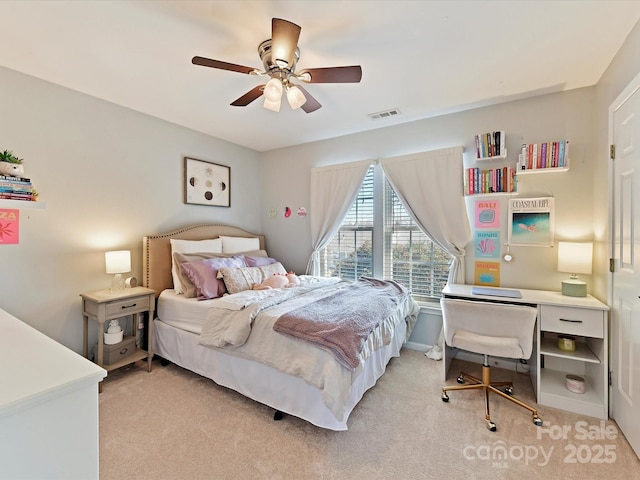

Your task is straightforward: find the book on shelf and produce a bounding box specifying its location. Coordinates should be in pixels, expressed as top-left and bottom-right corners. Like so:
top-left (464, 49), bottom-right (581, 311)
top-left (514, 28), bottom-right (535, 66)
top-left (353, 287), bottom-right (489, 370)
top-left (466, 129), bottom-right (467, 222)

top-left (474, 130), bottom-right (505, 159)
top-left (0, 175), bottom-right (31, 183)
top-left (518, 140), bottom-right (570, 171)
top-left (0, 193), bottom-right (35, 201)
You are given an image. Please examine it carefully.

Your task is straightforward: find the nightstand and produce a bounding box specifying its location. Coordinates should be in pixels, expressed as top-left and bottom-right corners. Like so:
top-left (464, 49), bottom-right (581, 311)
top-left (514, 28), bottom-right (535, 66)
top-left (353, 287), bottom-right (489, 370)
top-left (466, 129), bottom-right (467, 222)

top-left (80, 286), bottom-right (155, 388)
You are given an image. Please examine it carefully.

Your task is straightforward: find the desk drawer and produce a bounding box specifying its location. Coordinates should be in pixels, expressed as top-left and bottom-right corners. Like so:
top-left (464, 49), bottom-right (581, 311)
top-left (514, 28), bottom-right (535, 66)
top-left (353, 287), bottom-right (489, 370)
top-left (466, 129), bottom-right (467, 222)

top-left (105, 295), bottom-right (150, 317)
top-left (540, 305), bottom-right (604, 338)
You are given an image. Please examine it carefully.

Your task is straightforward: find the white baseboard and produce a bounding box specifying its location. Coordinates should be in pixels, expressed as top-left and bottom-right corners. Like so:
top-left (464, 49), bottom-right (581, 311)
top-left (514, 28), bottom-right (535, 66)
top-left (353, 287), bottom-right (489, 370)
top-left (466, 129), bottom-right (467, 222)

top-left (404, 341), bottom-right (430, 352)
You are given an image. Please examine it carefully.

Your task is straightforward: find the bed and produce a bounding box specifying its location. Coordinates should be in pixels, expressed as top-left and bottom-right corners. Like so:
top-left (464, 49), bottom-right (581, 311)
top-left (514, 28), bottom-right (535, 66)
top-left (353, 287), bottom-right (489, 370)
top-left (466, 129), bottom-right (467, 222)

top-left (143, 224), bottom-right (419, 430)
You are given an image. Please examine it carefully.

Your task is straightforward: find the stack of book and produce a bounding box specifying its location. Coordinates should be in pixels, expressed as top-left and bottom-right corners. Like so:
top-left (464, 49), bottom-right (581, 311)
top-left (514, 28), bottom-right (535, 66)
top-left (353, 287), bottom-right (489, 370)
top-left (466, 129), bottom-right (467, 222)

top-left (465, 167), bottom-right (516, 195)
top-left (518, 140), bottom-right (569, 170)
top-left (474, 131), bottom-right (506, 159)
top-left (0, 175), bottom-right (35, 201)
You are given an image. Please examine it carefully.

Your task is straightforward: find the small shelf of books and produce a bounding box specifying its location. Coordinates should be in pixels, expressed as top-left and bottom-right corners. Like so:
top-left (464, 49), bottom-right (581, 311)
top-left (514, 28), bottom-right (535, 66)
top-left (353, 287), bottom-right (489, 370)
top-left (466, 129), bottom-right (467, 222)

top-left (474, 131), bottom-right (506, 161)
top-left (517, 140), bottom-right (570, 173)
top-left (0, 175), bottom-right (44, 209)
top-left (466, 130), bottom-right (515, 196)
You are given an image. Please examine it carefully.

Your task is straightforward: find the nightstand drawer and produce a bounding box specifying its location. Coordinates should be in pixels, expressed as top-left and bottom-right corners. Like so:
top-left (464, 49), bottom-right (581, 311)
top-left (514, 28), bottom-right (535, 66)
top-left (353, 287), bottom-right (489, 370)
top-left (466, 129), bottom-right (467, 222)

top-left (105, 295), bottom-right (150, 317)
top-left (540, 305), bottom-right (604, 338)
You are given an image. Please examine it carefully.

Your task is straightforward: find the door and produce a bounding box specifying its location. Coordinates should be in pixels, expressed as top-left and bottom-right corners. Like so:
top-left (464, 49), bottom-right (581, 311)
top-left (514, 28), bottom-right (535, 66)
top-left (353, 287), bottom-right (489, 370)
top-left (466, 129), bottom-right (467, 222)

top-left (611, 71), bottom-right (640, 457)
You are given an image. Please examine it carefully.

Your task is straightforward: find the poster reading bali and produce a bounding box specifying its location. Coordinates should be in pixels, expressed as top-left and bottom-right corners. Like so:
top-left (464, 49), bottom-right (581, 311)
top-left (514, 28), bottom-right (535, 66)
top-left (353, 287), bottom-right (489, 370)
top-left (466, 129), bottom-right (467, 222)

top-left (508, 197), bottom-right (554, 246)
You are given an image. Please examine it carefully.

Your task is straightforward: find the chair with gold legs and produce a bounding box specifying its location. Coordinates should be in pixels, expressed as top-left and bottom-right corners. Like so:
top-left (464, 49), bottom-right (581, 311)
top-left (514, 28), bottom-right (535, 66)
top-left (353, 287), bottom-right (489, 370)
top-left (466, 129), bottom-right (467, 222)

top-left (440, 297), bottom-right (543, 431)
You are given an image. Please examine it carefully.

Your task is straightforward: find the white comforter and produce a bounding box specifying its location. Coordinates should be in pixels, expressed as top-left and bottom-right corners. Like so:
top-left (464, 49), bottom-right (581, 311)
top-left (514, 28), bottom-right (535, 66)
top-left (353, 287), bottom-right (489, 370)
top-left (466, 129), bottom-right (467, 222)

top-left (198, 276), bottom-right (420, 421)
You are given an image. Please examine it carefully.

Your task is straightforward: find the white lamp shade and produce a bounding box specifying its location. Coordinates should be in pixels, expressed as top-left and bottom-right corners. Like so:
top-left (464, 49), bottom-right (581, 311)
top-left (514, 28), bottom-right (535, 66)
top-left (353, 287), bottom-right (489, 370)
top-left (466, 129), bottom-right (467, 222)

top-left (263, 77), bottom-right (283, 102)
top-left (263, 96), bottom-right (281, 112)
top-left (286, 85), bottom-right (307, 109)
top-left (105, 250), bottom-right (131, 274)
top-left (557, 242), bottom-right (593, 275)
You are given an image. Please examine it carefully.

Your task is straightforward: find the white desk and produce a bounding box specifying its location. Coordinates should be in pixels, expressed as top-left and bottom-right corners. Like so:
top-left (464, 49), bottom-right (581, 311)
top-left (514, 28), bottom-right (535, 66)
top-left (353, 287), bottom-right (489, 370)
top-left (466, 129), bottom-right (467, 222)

top-left (0, 308), bottom-right (107, 479)
top-left (442, 284), bottom-right (609, 419)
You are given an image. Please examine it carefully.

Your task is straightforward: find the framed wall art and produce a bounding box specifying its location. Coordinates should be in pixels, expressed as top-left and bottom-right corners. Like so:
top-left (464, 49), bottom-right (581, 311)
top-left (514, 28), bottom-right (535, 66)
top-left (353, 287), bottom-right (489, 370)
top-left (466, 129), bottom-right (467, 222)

top-left (507, 197), bottom-right (554, 246)
top-left (184, 157), bottom-right (230, 207)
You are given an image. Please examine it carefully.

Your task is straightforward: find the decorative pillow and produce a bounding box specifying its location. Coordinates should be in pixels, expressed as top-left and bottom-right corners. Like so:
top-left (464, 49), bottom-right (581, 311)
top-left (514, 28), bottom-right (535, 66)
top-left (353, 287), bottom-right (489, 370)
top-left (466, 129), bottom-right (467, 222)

top-left (220, 236), bottom-right (260, 254)
top-left (218, 262), bottom-right (287, 294)
top-left (173, 252), bottom-right (228, 297)
top-left (244, 255), bottom-right (278, 267)
top-left (170, 238), bottom-right (222, 293)
top-left (180, 256), bottom-right (246, 299)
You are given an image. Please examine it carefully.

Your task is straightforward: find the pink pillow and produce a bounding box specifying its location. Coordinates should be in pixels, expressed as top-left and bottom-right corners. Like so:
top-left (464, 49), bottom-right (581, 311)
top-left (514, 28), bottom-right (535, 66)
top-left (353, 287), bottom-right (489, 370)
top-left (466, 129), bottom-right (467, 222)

top-left (244, 255), bottom-right (278, 267)
top-left (180, 256), bottom-right (246, 299)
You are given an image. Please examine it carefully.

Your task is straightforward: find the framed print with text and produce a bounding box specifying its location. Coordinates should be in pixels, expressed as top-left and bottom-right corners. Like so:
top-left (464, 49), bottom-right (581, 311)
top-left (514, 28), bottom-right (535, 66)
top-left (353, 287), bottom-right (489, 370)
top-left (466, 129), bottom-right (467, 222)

top-left (508, 197), bottom-right (554, 246)
top-left (184, 157), bottom-right (230, 207)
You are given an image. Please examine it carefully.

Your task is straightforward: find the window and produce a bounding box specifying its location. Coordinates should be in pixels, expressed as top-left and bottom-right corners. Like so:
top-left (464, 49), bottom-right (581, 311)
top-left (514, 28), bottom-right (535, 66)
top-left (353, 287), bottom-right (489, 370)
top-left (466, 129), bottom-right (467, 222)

top-left (320, 165), bottom-right (451, 300)
top-left (320, 167), bottom-right (374, 280)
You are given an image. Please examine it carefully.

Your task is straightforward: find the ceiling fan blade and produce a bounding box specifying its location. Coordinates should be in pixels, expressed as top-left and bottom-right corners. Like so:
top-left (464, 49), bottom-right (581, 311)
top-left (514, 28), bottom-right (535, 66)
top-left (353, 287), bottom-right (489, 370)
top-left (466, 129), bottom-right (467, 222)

top-left (192, 56), bottom-right (256, 75)
top-left (230, 85), bottom-right (265, 106)
top-left (271, 18), bottom-right (301, 68)
top-left (296, 85), bottom-right (322, 113)
top-left (299, 66), bottom-right (362, 83)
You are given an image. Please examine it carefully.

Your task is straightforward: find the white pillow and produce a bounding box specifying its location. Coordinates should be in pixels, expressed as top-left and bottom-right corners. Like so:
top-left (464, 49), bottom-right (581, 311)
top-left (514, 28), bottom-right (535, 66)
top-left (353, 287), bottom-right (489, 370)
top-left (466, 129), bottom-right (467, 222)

top-left (170, 238), bottom-right (222, 293)
top-left (220, 236), bottom-right (260, 254)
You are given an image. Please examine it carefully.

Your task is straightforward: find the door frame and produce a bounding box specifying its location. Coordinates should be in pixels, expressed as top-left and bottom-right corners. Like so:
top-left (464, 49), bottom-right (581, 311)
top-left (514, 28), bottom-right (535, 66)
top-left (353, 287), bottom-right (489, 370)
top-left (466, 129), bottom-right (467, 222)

top-left (608, 69), bottom-right (640, 420)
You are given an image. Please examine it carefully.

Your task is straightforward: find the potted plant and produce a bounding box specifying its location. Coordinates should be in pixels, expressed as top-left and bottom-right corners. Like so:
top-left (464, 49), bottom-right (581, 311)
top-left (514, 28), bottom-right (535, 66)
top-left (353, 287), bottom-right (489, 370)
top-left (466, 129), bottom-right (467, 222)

top-left (0, 149), bottom-right (25, 177)
top-left (0, 150), bottom-right (23, 164)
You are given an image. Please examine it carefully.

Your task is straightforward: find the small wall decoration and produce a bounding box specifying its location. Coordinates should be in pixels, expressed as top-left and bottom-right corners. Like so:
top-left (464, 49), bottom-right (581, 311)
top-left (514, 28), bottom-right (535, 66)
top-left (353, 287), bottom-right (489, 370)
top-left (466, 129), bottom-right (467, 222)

top-left (508, 197), bottom-right (554, 246)
top-left (474, 230), bottom-right (500, 259)
top-left (297, 207), bottom-right (308, 217)
top-left (474, 261), bottom-right (500, 286)
top-left (184, 157), bottom-right (230, 207)
top-left (475, 200), bottom-right (500, 228)
top-left (0, 209), bottom-right (19, 244)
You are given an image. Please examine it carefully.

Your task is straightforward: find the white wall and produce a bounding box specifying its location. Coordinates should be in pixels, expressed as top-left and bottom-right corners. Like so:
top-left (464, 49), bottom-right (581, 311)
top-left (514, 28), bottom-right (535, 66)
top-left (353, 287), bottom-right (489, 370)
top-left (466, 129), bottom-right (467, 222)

top-left (0, 66), bottom-right (262, 353)
top-left (260, 88), bottom-right (597, 293)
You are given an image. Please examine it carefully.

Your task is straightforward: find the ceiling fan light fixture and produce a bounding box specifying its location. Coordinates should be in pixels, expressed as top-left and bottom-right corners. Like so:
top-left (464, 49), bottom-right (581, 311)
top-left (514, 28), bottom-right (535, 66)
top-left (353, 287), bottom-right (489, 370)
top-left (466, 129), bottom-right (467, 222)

top-left (263, 77), bottom-right (283, 102)
top-left (286, 85), bottom-right (307, 109)
top-left (263, 97), bottom-right (281, 112)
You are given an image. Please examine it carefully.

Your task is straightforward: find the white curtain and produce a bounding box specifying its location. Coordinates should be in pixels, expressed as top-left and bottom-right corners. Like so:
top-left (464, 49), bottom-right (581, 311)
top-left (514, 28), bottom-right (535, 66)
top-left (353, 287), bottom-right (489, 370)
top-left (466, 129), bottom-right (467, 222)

top-left (380, 146), bottom-right (471, 284)
top-left (381, 146), bottom-right (471, 361)
top-left (306, 160), bottom-right (372, 275)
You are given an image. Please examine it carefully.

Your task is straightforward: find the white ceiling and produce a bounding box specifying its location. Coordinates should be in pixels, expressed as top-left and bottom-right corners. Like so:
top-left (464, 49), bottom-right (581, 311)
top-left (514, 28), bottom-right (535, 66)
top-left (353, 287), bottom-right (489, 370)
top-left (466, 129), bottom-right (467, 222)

top-left (1, 1), bottom-right (639, 152)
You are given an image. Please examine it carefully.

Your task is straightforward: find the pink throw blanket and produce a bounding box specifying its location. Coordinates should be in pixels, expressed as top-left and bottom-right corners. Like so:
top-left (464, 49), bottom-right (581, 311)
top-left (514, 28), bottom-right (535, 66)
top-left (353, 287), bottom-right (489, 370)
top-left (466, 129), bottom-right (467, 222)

top-left (273, 277), bottom-right (409, 370)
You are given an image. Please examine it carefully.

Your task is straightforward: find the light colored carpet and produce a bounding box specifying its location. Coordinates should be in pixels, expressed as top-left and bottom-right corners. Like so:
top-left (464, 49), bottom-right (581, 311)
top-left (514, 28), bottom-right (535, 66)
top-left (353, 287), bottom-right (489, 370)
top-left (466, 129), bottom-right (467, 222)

top-left (99, 349), bottom-right (640, 480)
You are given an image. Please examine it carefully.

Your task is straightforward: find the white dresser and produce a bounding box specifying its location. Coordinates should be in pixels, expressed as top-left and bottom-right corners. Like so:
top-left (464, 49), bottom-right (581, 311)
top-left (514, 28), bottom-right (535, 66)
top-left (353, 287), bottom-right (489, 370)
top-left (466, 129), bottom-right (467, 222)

top-left (0, 308), bottom-right (107, 479)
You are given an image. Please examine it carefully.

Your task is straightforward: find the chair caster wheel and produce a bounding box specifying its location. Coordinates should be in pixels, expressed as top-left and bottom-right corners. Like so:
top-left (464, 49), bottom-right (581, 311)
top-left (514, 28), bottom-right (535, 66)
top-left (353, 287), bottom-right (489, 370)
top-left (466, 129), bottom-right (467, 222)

top-left (533, 415), bottom-right (543, 427)
top-left (442, 392), bottom-right (449, 402)
top-left (504, 386), bottom-right (513, 395)
top-left (487, 420), bottom-right (497, 432)
top-left (456, 375), bottom-right (465, 384)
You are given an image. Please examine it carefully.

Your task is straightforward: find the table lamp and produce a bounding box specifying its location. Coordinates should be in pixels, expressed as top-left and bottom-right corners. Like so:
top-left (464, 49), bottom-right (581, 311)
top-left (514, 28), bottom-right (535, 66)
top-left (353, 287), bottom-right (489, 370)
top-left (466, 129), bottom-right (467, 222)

top-left (105, 250), bottom-right (131, 291)
top-left (557, 242), bottom-right (592, 297)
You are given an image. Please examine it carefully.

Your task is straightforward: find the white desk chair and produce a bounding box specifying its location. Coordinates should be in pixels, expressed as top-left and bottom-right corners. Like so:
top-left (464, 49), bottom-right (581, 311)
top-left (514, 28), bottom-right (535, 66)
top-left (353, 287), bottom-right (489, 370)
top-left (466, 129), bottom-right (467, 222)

top-left (440, 297), bottom-right (542, 431)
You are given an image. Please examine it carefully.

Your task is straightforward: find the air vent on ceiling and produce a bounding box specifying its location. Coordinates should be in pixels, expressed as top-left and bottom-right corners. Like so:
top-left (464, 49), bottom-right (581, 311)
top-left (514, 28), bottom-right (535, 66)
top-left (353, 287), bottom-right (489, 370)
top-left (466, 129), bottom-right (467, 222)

top-left (368, 108), bottom-right (401, 120)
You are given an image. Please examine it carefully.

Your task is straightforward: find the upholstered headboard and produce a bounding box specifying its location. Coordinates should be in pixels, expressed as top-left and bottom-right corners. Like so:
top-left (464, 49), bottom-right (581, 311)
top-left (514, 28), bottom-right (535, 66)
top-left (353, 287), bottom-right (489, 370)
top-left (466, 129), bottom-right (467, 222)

top-left (142, 224), bottom-right (265, 297)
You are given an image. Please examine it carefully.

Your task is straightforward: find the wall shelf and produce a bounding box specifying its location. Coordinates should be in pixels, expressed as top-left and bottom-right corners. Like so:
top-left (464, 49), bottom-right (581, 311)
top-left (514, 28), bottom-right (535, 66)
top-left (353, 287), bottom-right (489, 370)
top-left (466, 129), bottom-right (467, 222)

top-left (0, 199), bottom-right (45, 209)
top-left (517, 166), bottom-right (569, 175)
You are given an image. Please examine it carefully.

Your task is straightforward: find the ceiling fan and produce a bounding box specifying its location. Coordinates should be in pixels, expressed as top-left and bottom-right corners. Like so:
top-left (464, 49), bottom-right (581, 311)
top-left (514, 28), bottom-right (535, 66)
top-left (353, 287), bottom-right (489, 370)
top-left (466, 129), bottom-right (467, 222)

top-left (192, 18), bottom-right (362, 113)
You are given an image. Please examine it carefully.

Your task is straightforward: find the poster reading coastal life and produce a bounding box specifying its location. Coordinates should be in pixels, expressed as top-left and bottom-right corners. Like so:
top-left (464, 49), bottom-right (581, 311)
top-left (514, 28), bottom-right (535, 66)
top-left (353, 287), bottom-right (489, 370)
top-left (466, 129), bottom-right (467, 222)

top-left (475, 200), bottom-right (500, 228)
top-left (0, 209), bottom-right (19, 244)
top-left (508, 197), bottom-right (554, 246)
top-left (474, 261), bottom-right (500, 286)
top-left (475, 230), bottom-right (500, 259)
